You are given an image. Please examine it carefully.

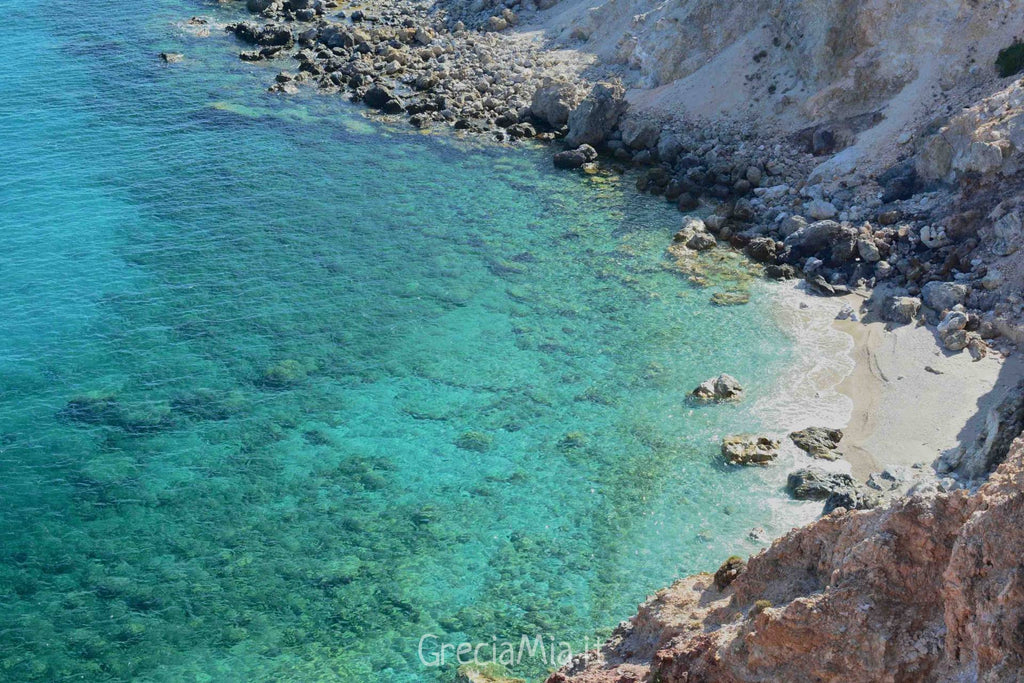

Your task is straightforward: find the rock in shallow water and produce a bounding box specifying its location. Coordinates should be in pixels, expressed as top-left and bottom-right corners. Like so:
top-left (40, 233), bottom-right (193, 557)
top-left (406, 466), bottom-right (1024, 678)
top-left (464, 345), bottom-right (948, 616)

top-left (722, 434), bottom-right (780, 466)
top-left (691, 374), bottom-right (744, 402)
top-left (788, 426), bottom-right (843, 459)
top-left (552, 144), bottom-right (596, 169)
top-left (787, 468), bottom-right (855, 500)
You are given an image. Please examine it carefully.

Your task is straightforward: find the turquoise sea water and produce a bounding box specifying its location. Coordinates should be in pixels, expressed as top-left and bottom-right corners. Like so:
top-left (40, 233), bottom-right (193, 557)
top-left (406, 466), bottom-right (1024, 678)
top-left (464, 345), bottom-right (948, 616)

top-left (1, 1), bottom-right (814, 680)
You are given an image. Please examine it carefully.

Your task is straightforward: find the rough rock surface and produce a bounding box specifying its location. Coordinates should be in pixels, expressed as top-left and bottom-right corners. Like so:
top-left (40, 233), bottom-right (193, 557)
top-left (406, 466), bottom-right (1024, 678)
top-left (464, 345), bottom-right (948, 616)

top-left (721, 435), bottom-right (780, 466)
top-left (549, 433), bottom-right (1024, 683)
top-left (564, 82), bottom-right (627, 147)
top-left (691, 374), bottom-right (744, 402)
top-left (530, 80), bottom-right (585, 128)
top-left (786, 468), bottom-right (855, 500)
top-left (788, 426), bottom-right (843, 459)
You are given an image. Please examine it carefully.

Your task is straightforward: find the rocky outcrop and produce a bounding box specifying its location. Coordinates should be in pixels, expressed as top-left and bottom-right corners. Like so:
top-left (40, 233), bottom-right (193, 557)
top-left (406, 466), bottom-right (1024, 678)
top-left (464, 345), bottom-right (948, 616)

top-left (786, 468), bottom-right (855, 500)
top-left (941, 378), bottom-right (1024, 481)
top-left (882, 295), bottom-right (921, 324)
top-left (552, 144), bottom-right (598, 169)
top-left (549, 432), bottom-right (1024, 683)
top-left (721, 435), bottom-right (780, 466)
top-left (788, 426), bottom-right (843, 460)
top-left (531, 80), bottom-right (585, 129)
top-left (690, 373), bottom-right (744, 402)
top-left (564, 82), bottom-right (627, 148)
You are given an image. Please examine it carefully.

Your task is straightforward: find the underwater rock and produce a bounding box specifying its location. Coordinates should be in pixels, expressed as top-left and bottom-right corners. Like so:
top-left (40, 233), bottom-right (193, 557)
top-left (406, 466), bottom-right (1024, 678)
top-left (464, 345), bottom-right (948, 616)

top-left (455, 431), bottom-right (493, 452)
top-left (691, 374), bottom-right (744, 402)
top-left (60, 393), bottom-right (121, 426)
top-left (557, 431), bottom-right (586, 450)
top-left (261, 359), bottom-right (308, 387)
top-left (710, 291), bottom-right (750, 306)
top-left (171, 389), bottom-right (245, 421)
top-left (60, 393), bottom-right (173, 433)
top-left (721, 434), bottom-right (780, 466)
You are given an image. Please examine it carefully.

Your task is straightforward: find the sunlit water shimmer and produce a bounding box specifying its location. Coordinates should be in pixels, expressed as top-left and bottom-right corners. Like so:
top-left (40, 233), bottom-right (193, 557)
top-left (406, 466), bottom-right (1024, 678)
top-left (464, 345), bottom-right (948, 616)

top-left (0, 1), bottom-right (850, 680)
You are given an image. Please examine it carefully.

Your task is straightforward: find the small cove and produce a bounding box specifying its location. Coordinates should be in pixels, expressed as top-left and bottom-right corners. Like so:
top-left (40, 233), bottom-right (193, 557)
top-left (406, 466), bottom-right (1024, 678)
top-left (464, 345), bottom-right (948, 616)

top-left (0, 1), bottom-right (845, 680)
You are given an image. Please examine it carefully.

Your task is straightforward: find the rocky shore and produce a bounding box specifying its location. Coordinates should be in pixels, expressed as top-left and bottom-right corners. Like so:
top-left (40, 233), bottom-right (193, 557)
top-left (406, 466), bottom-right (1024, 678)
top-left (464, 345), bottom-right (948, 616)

top-left (548, 432), bottom-right (1024, 683)
top-left (210, 0), bottom-right (1024, 342)
top-left (192, 0), bottom-right (1024, 678)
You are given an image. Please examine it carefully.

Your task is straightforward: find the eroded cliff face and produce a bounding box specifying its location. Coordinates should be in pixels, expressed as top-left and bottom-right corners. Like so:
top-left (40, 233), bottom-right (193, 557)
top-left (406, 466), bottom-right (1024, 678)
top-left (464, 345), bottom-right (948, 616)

top-left (545, 0), bottom-right (1022, 130)
top-left (549, 433), bottom-right (1024, 683)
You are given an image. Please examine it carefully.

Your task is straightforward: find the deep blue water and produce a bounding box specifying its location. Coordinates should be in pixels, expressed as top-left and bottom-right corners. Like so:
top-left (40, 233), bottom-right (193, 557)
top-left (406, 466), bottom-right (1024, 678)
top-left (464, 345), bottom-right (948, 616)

top-left (0, 1), bottom-right (815, 680)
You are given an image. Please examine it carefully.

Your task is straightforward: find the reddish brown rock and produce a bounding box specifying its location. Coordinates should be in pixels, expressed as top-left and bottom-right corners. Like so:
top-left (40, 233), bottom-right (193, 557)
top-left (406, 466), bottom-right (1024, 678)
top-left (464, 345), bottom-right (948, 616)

top-left (549, 434), bottom-right (1024, 683)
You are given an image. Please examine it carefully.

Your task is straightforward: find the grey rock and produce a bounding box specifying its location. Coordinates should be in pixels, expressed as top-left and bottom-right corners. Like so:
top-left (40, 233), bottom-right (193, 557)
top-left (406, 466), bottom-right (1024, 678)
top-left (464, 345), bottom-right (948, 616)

top-left (787, 468), bottom-right (856, 501)
top-left (805, 274), bottom-right (849, 297)
top-left (784, 220), bottom-right (856, 258)
top-left (857, 237), bottom-right (881, 262)
top-left (805, 199), bottom-right (837, 220)
top-left (922, 281), bottom-right (968, 312)
top-left (552, 144), bottom-right (596, 169)
top-left (823, 485), bottom-right (881, 514)
top-left (789, 427), bottom-right (844, 459)
top-left (992, 211), bottom-right (1022, 257)
top-left (883, 296), bottom-right (921, 324)
top-left (686, 231), bottom-right (717, 251)
top-left (657, 134), bottom-right (684, 163)
top-left (943, 329), bottom-right (971, 352)
top-left (530, 80), bottom-right (583, 128)
top-left (937, 310), bottom-right (968, 337)
top-left (692, 374), bottom-right (744, 402)
top-left (565, 82), bottom-right (627, 147)
top-left (247, 0), bottom-right (279, 12)
top-left (619, 117), bottom-right (660, 150)
top-left (779, 215), bottom-right (808, 238)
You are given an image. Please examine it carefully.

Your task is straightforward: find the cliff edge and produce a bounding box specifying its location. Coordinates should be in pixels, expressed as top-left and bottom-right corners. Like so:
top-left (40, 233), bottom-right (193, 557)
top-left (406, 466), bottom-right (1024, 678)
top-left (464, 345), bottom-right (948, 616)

top-left (548, 431), bottom-right (1024, 682)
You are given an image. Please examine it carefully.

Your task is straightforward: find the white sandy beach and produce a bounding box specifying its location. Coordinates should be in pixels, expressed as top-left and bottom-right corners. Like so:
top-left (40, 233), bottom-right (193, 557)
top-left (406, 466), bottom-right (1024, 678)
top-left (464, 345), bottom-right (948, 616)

top-left (835, 293), bottom-right (1024, 479)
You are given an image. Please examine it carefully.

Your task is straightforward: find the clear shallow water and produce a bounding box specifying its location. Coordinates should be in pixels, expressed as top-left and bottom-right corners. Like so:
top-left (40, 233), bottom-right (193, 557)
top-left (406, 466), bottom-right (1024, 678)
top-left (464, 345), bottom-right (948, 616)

top-left (0, 1), bottom-right (819, 680)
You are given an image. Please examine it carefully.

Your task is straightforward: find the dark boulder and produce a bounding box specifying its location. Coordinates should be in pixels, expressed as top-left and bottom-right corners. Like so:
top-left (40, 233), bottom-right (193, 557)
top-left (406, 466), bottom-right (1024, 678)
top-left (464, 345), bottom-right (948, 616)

top-left (789, 427), bottom-right (844, 459)
top-left (677, 192), bottom-right (699, 211)
top-left (805, 274), bottom-right (850, 297)
top-left (878, 161), bottom-right (919, 203)
top-left (765, 264), bottom-right (796, 280)
top-left (362, 85), bottom-right (393, 109)
top-left (227, 21), bottom-right (261, 43)
top-left (553, 144), bottom-right (597, 169)
top-left (257, 25), bottom-right (293, 47)
top-left (823, 485), bottom-right (881, 514)
top-left (714, 556), bottom-right (746, 591)
top-left (746, 237), bottom-right (778, 264)
top-left (787, 468), bottom-right (856, 501)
